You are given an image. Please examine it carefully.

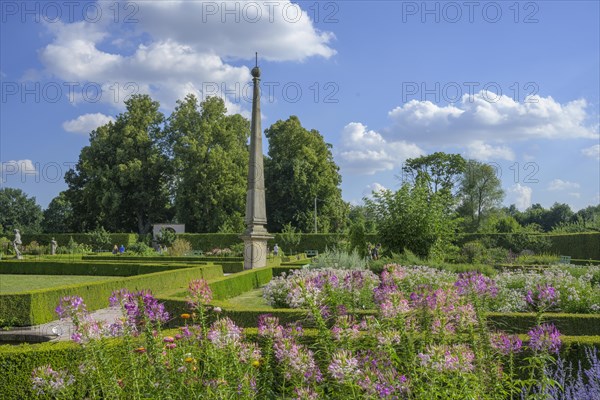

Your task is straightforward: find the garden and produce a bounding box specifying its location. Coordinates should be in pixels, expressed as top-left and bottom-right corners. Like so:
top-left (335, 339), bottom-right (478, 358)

top-left (1, 238), bottom-right (599, 399)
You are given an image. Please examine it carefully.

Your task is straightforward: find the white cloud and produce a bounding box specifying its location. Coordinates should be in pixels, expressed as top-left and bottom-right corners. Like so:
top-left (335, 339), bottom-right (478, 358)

top-left (1, 159), bottom-right (37, 182)
top-left (508, 184), bottom-right (532, 211)
top-left (581, 144), bottom-right (600, 160)
top-left (385, 92), bottom-right (598, 146)
top-left (133, 1), bottom-right (336, 62)
top-left (35, 1), bottom-right (335, 110)
top-left (62, 113), bottom-right (115, 134)
top-left (548, 179), bottom-right (580, 191)
top-left (337, 122), bottom-right (424, 175)
top-left (466, 140), bottom-right (515, 161)
top-left (362, 183), bottom-right (387, 198)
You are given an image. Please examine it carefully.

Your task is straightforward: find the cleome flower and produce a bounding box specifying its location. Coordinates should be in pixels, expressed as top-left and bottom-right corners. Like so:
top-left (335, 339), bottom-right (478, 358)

top-left (527, 323), bottom-right (561, 354)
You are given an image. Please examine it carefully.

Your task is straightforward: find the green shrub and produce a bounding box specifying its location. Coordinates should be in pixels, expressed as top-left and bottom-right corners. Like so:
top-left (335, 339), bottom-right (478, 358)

top-left (25, 240), bottom-right (45, 256)
top-left (156, 228), bottom-right (177, 248)
top-left (87, 227), bottom-right (113, 251)
top-left (168, 238), bottom-right (192, 256)
top-left (127, 242), bottom-right (156, 256)
top-left (306, 248), bottom-right (367, 270)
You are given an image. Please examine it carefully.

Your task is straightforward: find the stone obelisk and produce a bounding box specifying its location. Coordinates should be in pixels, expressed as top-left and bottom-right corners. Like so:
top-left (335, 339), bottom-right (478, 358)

top-left (241, 54), bottom-right (272, 269)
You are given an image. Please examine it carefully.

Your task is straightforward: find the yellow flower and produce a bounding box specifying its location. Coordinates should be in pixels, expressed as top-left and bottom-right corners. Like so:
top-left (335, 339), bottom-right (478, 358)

top-left (134, 347), bottom-right (146, 354)
top-left (184, 357), bottom-right (195, 363)
top-left (252, 360), bottom-right (260, 368)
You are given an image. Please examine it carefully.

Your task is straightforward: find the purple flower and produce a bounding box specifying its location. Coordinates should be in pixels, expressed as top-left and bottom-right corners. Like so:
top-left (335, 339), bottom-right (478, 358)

top-left (526, 284), bottom-right (559, 310)
top-left (55, 296), bottom-right (87, 319)
top-left (207, 317), bottom-right (243, 348)
top-left (110, 289), bottom-right (169, 329)
top-left (418, 344), bottom-right (475, 372)
top-left (455, 271), bottom-right (498, 298)
top-left (258, 314), bottom-right (283, 338)
top-left (528, 323), bottom-right (561, 354)
top-left (490, 332), bottom-right (523, 355)
top-left (328, 350), bottom-right (361, 381)
top-left (31, 365), bottom-right (74, 396)
top-left (187, 279), bottom-right (213, 308)
top-left (273, 337), bottom-right (322, 383)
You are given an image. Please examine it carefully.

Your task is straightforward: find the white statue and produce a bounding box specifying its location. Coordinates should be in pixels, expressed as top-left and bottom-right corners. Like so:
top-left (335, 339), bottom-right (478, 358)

top-left (13, 229), bottom-right (22, 259)
top-left (50, 237), bottom-right (58, 255)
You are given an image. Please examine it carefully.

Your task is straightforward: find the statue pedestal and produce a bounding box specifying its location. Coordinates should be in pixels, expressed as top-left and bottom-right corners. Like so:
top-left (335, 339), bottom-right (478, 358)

top-left (240, 232), bottom-right (273, 269)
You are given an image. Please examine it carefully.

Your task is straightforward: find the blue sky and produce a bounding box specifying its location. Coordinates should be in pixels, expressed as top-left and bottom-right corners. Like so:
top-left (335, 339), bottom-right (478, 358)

top-left (1, 0), bottom-right (599, 211)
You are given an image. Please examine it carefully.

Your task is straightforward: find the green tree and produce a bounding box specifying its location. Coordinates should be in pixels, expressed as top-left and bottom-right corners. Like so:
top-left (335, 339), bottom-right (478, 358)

top-left (348, 205), bottom-right (377, 234)
top-left (65, 94), bottom-right (172, 234)
top-left (0, 187), bottom-right (43, 235)
top-left (457, 160), bottom-right (504, 231)
top-left (42, 191), bottom-right (74, 233)
top-left (401, 152), bottom-right (466, 195)
top-left (88, 226), bottom-right (112, 251)
top-left (165, 95), bottom-right (249, 232)
top-left (514, 203), bottom-right (575, 232)
top-left (278, 222), bottom-right (301, 254)
top-left (365, 180), bottom-right (457, 258)
top-left (265, 116), bottom-right (347, 233)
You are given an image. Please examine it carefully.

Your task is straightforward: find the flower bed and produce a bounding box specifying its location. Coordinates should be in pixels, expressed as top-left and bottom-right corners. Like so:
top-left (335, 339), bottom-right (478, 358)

top-left (264, 264), bottom-right (600, 314)
top-left (5, 272), bottom-right (599, 399)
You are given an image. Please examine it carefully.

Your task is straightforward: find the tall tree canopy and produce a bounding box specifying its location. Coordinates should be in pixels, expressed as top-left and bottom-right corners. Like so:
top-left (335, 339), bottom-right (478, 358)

top-left (401, 152), bottom-right (466, 195)
top-left (457, 160), bottom-right (504, 231)
top-left (513, 202), bottom-right (574, 232)
top-left (265, 116), bottom-right (347, 232)
top-left (365, 179), bottom-right (457, 258)
top-left (0, 187), bottom-right (43, 236)
top-left (42, 191), bottom-right (74, 233)
top-left (165, 95), bottom-right (249, 232)
top-left (65, 94), bottom-right (172, 234)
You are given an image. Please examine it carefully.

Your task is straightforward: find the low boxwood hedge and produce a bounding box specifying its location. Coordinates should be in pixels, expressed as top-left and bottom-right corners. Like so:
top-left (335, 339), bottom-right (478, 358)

top-left (1, 332), bottom-right (598, 399)
top-left (0, 260), bottom-right (204, 276)
top-left (1, 265), bottom-right (223, 326)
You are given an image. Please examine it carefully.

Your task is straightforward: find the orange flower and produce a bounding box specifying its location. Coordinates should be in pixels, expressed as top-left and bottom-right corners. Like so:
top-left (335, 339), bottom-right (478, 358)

top-left (181, 313), bottom-right (191, 319)
top-left (134, 347), bottom-right (146, 354)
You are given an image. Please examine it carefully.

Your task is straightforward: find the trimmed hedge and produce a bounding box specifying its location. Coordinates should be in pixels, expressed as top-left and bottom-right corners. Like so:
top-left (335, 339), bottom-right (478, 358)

top-left (546, 233), bottom-right (600, 260)
top-left (175, 233), bottom-right (379, 253)
top-left (82, 255), bottom-right (244, 262)
top-left (0, 265), bottom-right (223, 326)
top-left (458, 232), bottom-right (600, 260)
top-left (20, 233), bottom-right (138, 248)
top-left (208, 268), bottom-right (273, 300)
top-left (0, 260), bottom-right (203, 276)
top-left (487, 312), bottom-right (600, 336)
top-left (1, 332), bottom-right (598, 399)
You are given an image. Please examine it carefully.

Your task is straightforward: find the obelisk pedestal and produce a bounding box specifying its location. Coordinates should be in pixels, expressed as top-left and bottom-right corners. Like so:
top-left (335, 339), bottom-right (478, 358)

top-left (240, 56), bottom-right (273, 269)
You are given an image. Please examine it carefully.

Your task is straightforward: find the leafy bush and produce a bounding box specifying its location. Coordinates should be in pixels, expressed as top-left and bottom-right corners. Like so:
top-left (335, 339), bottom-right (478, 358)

top-left (156, 228), bottom-right (177, 248)
top-left (306, 248), bottom-right (367, 270)
top-left (279, 223), bottom-right (301, 254)
top-left (88, 227), bottom-right (112, 251)
top-left (168, 238), bottom-right (192, 256)
top-left (230, 242), bottom-right (244, 257)
top-left (24, 240), bottom-right (45, 255)
top-left (127, 242), bottom-right (156, 256)
top-left (60, 236), bottom-right (92, 254)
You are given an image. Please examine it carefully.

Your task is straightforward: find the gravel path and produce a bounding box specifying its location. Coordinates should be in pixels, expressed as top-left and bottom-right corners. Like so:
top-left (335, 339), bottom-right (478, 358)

top-left (0, 306), bottom-right (124, 344)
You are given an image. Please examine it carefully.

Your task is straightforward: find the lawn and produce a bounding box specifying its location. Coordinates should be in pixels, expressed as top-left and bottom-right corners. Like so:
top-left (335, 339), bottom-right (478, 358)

top-left (216, 287), bottom-right (272, 309)
top-left (0, 274), bottom-right (118, 294)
